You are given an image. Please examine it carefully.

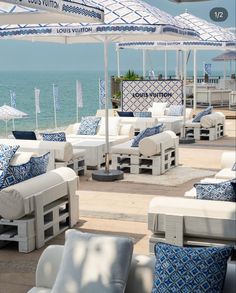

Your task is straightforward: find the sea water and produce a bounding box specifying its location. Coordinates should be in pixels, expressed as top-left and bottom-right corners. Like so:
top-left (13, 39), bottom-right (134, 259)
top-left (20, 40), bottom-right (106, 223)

top-left (0, 70), bottom-right (110, 136)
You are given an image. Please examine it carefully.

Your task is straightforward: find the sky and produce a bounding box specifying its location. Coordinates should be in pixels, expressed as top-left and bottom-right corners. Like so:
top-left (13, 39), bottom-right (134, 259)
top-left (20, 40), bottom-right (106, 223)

top-left (0, 0), bottom-right (235, 74)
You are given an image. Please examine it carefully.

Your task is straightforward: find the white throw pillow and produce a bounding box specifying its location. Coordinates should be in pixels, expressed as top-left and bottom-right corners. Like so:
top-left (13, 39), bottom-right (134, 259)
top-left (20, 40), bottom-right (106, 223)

top-left (97, 117), bottom-right (120, 136)
top-left (51, 230), bottom-right (133, 293)
top-left (152, 102), bottom-right (167, 117)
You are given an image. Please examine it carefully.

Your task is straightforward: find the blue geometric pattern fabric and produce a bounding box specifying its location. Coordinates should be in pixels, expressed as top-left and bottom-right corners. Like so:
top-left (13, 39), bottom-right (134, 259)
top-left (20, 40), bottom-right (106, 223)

top-left (131, 123), bottom-right (163, 147)
top-left (168, 105), bottom-right (184, 116)
top-left (195, 180), bottom-right (236, 202)
top-left (77, 116), bottom-right (101, 135)
top-left (133, 112), bottom-right (152, 117)
top-left (30, 152), bottom-right (50, 178)
top-left (0, 144), bottom-right (19, 188)
top-left (192, 106), bottom-right (213, 122)
top-left (1, 161), bottom-right (31, 189)
top-left (152, 243), bottom-right (232, 293)
top-left (42, 132), bottom-right (66, 142)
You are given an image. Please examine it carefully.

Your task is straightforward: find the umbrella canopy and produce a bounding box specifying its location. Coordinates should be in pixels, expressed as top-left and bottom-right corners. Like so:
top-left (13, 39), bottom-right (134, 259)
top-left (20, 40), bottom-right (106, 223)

top-left (0, 105), bottom-right (28, 121)
top-left (0, 0), bottom-right (104, 24)
top-left (212, 51), bottom-right (236, 61)
top-left (0, 0), bottom-right (199, 42)
top-left (0, 105), bottom-right (28, 136)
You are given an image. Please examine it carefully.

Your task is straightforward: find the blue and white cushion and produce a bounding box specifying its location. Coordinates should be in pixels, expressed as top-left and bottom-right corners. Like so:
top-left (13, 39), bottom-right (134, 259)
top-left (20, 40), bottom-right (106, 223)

top-left (194, 180), bottom-right (236, 202)
top-left (133, 111), bottom-right (152, 117)
top-left (77, 116), bottom-right (101, 135)
top-left (1, 161), bottom-right (31, 189)
top-left (168, 105), bottom-right (184, 116)
top-left (0, 144), bottom-right (19, 188)
top-left (131, 123), bottom-right (163, 147)
top-left (30, 152), bottom-right (50, 177)
top-left (152, 242), bottom-right (232, 293)
top-left (42, 132), bottom-right (66, 142)
top-left (192, 106), bottom-right (213, 122)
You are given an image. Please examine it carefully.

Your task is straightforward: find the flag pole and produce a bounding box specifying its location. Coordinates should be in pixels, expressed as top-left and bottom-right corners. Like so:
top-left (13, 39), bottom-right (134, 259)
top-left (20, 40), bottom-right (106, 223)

top-left (53, 83), bottom-right (57, 129)
top-left (35, 88), bottom-right (38, 130)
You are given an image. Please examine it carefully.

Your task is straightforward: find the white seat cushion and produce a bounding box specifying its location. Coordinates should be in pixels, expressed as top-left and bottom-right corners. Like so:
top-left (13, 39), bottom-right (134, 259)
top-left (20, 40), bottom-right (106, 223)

top-left (148, 196), bottom-right (236, 241)
top-left (111, 140), bottom-right (140, 156)
top-left (27, 288), bottom-right (51, 293)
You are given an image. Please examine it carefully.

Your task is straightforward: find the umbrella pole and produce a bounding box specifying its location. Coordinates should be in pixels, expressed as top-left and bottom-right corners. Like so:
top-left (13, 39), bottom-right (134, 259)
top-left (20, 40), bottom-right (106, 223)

top-left (180, 49), bottom-right (195, 144)
top-left (92, 38), bottom-right (123, 182)
top-left (104, 38), bottom-right (110, 173)
top-left (193, 48), bottom-right (197, 111)
top-left (142, 49), bottom-right (146, 78)
top-left (164, 49), bottom-right (168, 79)
top-left (5, 121), bottom-right (7, 137)
top-left (117, 47), bottom-right (121, 78)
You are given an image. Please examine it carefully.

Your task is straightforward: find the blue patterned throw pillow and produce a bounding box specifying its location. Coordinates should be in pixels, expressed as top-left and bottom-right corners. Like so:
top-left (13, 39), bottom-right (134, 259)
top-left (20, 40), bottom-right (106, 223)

top-left (152, 243), bottom-right (232, 293)
top-left (0, 144), bottom-right (19, 188)
top-left (168, 105), bottom-right (184, 116)
top-left (77, 116), bottom-right (101, 135)
top-left (30, 152), bottom-right (50, 177)
top-left (42, 132), bottom-right (66, 142)
top-left (1, 161), bottom-right (31, 189)
top-left (131, 123), bottom-right (163, 147)
top-left (192, 106), bottom-right (213, 123)
top-left (133, 111), bottom-right (152, 118)
top-left (194, 180), bottom-right (236, 202)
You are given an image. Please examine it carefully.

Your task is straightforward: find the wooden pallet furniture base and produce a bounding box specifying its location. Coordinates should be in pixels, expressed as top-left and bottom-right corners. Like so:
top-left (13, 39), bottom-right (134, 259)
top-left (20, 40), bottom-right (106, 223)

top-left (183, 123), bottom-right (224, 141)
top-left (112, 147), bottom-right (177, 175)
top-left (55, 156), bottom-right (86, 176)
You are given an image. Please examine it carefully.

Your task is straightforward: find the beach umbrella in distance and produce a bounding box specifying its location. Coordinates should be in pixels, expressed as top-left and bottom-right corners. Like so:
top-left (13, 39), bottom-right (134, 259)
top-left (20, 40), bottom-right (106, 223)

top-left (0, 0), bottom-right (199, 180)
top-left (212, 51), bottom-right (236, 79)
top-left (0, 0), bottom-right (104, 24)
top-left (0, 105), bottom-right (28, 136)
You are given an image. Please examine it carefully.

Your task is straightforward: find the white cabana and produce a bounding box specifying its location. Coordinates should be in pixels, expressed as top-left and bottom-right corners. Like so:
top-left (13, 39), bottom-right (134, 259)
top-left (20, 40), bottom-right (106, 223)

top-left (0, 0), bottom-right (104, 24)
top-left (0, 0), bottom-right (199, 179)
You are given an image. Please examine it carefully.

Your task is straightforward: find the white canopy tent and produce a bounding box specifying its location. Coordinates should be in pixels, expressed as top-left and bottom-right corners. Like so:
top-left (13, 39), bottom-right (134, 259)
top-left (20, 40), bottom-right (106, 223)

top-left (116, 11), bottom-right (236, 110)
top-left (0, 0), bottom-right (199, 179)
top-left (0, 0), bottom-right (104, 24)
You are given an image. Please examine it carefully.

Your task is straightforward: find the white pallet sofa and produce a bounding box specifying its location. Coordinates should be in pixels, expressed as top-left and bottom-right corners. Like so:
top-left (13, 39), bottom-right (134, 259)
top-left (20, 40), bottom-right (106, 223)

top-left (147, 106), bottom-right (193, 134)
top-left (0, 167), bottom-right (79, 253)
top-left (28, 237), bottom-right (236, 293)
top-left (182, 112), bottom-right (225, 141)
top-left (65, 119), bottom-right (134, 168)
top-left (111, 130), bottom-right (179, 175)
top-left (0, 139), bottom-right (86, 175)
top-left (148, 196), bottom-right (236, 252)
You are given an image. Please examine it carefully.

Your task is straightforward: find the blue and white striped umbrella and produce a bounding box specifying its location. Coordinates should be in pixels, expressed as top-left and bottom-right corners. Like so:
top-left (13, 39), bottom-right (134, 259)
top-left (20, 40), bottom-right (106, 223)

top-left (0, 0), bottom-right (104, 24)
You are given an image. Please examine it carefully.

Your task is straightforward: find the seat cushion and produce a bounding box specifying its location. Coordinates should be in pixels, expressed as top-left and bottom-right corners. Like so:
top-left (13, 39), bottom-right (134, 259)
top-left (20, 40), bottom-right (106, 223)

top-left (152, 243), bottom-right (232, 293)
top-left (148, 196), bottom-right (236, 241)
top-left (51, 230), bottom-right (133, 293)
top-left (111, 141), bottom-right (140, 156)
top-left (215, 168), bottom-right (236, 180)
top-left (97, 117), bottom-right (120, 136)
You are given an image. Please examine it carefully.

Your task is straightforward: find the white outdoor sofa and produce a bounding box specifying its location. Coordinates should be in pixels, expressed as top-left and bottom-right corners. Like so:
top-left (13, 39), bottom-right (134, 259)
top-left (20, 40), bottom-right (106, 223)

top-left (111, 130), bottom-right (179, 175)
top-left (0, 166), bottom-right (79, 253)
top-left (148, 196), bottom-right (236, 252)
top-left (65, 118), bottom-right (134, 168)
top-left (28, 236), bottom-right (236, 293)
top-left (0, 138), bottom-right (86, 175)
top-left (148, 106), bottom-right (193, 134)
top-left (182, 112), bottom-right (225, 141)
